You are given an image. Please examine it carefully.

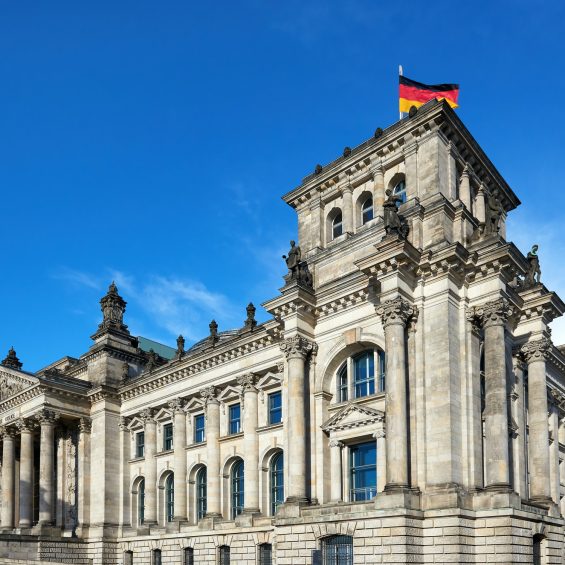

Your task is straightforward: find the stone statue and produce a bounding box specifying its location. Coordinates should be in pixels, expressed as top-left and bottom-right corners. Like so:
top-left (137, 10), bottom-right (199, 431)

top-left (383, 188), bottom-right (409, 239)
top-left (282, 240), bottom-right (313, 288)
top-left (1, 347), bottom-right (22, 370)
top-left (523, 244), bottom-right (541, 289)
top-left (145, 349), bottom-right (157, 373)
top-left (176, 335), bottom-right (185, 359)
top-left (244, 303), bottom-right (257, 330)
top-left (120, 361), bottom-right (130, 384)
top-left (209, 320), bottom-right (219, 344)
top-left (485, 191), bottom-right (504, 235)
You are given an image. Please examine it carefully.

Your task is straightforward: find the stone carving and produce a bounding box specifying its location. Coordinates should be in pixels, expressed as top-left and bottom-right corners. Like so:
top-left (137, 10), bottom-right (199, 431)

top-left (176, 335), bottom-right (185, 360)
top-left (35, 409), bottom-right (60, 425)
top-left (373, 429), bottom-right (386, 439)
top-left (78, 417), bottom-right (92, 434)
top-left (119, 417), bottom-right (129, 431)
top-left (98, 282), bottom-right (128, 333)
top-left (328, 439), bottom-right (344, 448)
top-left (522, 245), bottom-right (542, 289)
top-left (139, 408), bottom-right (155, 423)
top-left (145, 349), bottom-right (158, 373)
top-left (343, 146), bottom-right (352, 157)
top-left (244, 303), bottom-right (257, 330)
top-left (280, 336), bottom-right (316, 360)
top-left (485, 191), bottom-right (504, 236)
top-left (15, 418), bottom-right (35, 433)
top-left (168, 398), bottom-right (185, 413)
top-left (0, 374), bottom-right (26, 401)
top-left (0, 425), bottom-right (16, 439)
top-left (237, 373), bottom-right (257, 392)
top-left (120, 361), bottom-right (130, 384)
top-left (200, 386), bottom-right (219, 405)
top-left (209, 320), bottom-right (219, 345)
top-left (314, 164), bottom-right (323, 175)
top-left (376, 297), bottom-right (415, 328)
top-left (1, 347), bottom-right (22, 370)
top-left (382, 189), bottom-right (409, 240)
top-left (470, 298), bottom-right (513, 328)
top-left (374, 127), bottom-right (383, 139)
top-left (521, 338), bottom-right (552, 363)
top-left (282, 240), bottom-right (313, 288)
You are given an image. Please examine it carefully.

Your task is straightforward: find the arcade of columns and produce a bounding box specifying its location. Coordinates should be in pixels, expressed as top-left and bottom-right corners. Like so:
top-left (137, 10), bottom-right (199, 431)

top-left (1, 296), bottom-right (563, 530)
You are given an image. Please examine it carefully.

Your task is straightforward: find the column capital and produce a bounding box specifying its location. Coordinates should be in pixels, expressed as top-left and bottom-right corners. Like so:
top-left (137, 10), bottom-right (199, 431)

top-left (521, 337), bottom-right (552, 363)
top-left (0, 425), bottom-right (16, 439)
top-left (371, 162), bottom-right (384, 177)
top-left (376, 297), bottom-right (415, 328)
top-left (168, 398), bottom-right (186, 414)
top-left (461, 164), bottom-right (471, 178)
top-left (373, 429), bottom-right (386, 439)
top-left (237, 373), bottom-right (258, 393)
top-left (328, 439), bottom-right (344, 448)
top-left (139, 408), bottom-right (156, 424)
top-left (15, 418), bottom-right (36, 433)
top-left (35, 408), bottom-right (60, 425)
top-left (200, 385), bottom-right (219, 406)
top-left (78, 417), bottom-right (92, 434)
top-left (470, 298), bottom-right (513, 328)
top-left (280, 336), bottom-right (316, 360)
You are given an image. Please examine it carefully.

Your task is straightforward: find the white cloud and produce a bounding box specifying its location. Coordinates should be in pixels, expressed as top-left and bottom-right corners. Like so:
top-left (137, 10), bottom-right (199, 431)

top-left (53, 267), bottom-right (104, 290)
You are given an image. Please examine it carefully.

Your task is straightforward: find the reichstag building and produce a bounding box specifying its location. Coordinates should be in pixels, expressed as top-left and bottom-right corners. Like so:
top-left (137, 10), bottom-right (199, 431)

top-left (1, 99), bottom-right (564, 564)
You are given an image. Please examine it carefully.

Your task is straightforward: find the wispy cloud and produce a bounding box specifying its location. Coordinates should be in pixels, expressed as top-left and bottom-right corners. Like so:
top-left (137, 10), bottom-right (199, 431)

top-left (53, 267), bottom-right (104, 290)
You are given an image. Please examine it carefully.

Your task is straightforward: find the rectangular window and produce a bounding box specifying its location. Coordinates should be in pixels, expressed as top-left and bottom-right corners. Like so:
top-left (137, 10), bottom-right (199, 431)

top-left (219, 545), bottom-right (230, 565)
top-left (349, 441), bottom-right (377, 502)
top-left (338, 368), bottom-right (348, 403)
top-left (136, 431), bottom-right (145, 458)
top-left (377, 351), bottom-right (386, 392)
top-left (163, 423), bottom-right (173, 451)
top-left (152, 549), bottom-right (162, 565)
top-left (258, 543), bottom-right (272, 565)
top-left (194, 414), bottom-right (206, 443)
top-left (353, 353), bottom-right (375, 398)
top-left (124, 551), bottom-right (134, 565)
top-left (184, 547), bottom-right (194, 565)
top-left (229, 404), bottom-right (241, 435)
top-left (268, 391), bottom-right (282, 424)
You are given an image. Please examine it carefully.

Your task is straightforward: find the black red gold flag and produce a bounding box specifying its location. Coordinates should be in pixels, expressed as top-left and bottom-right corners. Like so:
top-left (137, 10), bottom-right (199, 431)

top-left (399, 75), bottom-right (459, 113)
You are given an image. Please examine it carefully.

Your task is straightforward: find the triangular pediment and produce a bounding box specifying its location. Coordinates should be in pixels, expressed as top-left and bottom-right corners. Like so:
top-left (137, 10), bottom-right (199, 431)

top-left (127, 416), bottom-right (144, 431)
top-left (321, 402), bottom-right (384, 433)
top-left (0, 368), bottom-right (39, 403)
top-left (256, 372), bottom-right (281, 390)
top-left (154, 407), bottom-right (172, 422)
top-left (184, 397), bottom-right (204, 413)
top-left (218, 385), bottom-right (241, 403)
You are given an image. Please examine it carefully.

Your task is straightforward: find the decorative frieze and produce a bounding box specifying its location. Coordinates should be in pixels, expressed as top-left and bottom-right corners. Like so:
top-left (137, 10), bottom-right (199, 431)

top-left (376, 297), bottom-right (415, 328)
top-left (280, 336), bottom-right (316, 360)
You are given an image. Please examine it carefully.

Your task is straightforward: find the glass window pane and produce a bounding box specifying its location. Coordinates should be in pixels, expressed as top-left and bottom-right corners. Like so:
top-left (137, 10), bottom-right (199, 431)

top-left (136, 432), bottom-right (145, 458)
top-left (163, 423), bottom-right (173, 451)
top-left (270, 453), bottom-right (284, 515)
top-left (332, 213), bottom-right (343, 239)
top-left (353, 352), bottom-right (375, 399)
top-left (337, 364), bottom-right (348, 403)
top-left (231, 460), bottom-right (244, 518)
top-left (194, 414), bottom-right (206, 443)
top-left (362, 198), bottom-right (373, 224)
top-left (349, 442), bottom-right (377, 502)
top-left (197, 467), bottom-right (207, 520)
top-left (165, 474), bottom-right (174, 522)
top-left (229, 404), bottom-right (241, 435)
top-left (259, 543), bottom-right (272, 565)
top-left (268, 392), bottom-right (282, 424)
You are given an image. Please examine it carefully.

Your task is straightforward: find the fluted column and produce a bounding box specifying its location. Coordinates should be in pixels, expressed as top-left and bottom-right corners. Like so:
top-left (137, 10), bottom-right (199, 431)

top-left (342, 183), bottom-right (353, 234)
top-left (329, 440), bottom-right (343, 502)
top-left (280, 336), bottom-right (315, 503)
top-left (238, 374), bottom-right (260, 513)
top-left (473, 299), bottom-right (512, 490)
top-left (37, 409), bottom-right (59, 525)
top-left (17, 419), bottom-right (35, 528)
top-left (372, 163), bottom-right (385, 218)
top-left (459, 165), bottom-right (471, 210)
top-left (521, 338), bottom-right (552, 503)
top-left (201, 386), bottom-right (221, 517)
top-left (0, 427), bottom-right (16, 529)
top-left (140, 409), bottom-right (157, 525)
top-left (376, 297), bottom-right (414, 490)
top-left (169, 399), bottom-right (187, 522)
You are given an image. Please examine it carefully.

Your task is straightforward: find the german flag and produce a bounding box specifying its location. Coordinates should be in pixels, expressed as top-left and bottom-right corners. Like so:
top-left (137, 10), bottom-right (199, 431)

top-left (399, 75), bottom-right (459, 113)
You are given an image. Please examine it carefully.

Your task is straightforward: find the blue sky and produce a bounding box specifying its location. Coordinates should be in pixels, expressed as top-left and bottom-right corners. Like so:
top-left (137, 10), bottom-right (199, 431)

top-left (1, 1), bottom-right (565, 371)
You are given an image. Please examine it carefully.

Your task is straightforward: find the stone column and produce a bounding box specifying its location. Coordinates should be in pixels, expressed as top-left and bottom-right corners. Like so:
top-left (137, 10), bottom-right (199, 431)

top-left (511, 356), bottom-right (527, 498)
top-left (342, 182), bottom-right (354, 234)
top-left (459, 165), bottom-right (471, 210)
top-left (521, 338), bottom-right (552, 503)
top-left (237, 373), bottom-right (260, 513)
top-left (17, 419), bottom-right (35, 528)
top-left (329, 440), bottom-right (343, 502)
top-left (548, 398), bottom-right (560, 505)
top-left (474, 299), bottom-right (512, 491)
top-left (201, 386), bottom-right (221, 517)
top-left (372, 163), bottom-right (385, 218)
top-left (475, 183), bottom-right (486, 224)
top-left (140, 409), bottom-right (157, 525)
top-left (77, 418), bottom-right (92, 532)
top-left (375, 429), bottom-right (386, 493)
top-left (0, 427), bottom-right (16, 529)
top-left (376, 297), bottom-right (413, 490)
top-left (37, 409), bottom-right (59, 525)
top-left (559, 418), bottom-right (565, 516)
top-left (280, 336), bottom-right (315, 503)
top-left (169, 399), bottom-right (187, 522)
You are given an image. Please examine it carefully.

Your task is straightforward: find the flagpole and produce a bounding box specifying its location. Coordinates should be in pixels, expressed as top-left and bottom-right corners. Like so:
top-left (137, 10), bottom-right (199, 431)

top-left (399, 65), bottom-right (404, 121)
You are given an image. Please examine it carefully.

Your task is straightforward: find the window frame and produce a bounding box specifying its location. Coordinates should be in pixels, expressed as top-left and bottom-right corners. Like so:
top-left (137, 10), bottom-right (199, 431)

top-left (336, 349), bottom-right (385, 403)
top-left (361, 196), bottom-right (374, 225)
top-left (194, 413), bottom-right (206, 443)
top-left (183, 547), bottom-right (194, 565)
top-left (165, 473), bottom-right (174, 522)
top-left (163, 422), bottom-right (173, 451)
top-left (151, 549), bottom-right (162, 565)
top-left (392, 179), bottom-right (407, 205)
top-left (270, 452), bottom-right (284, 515)
top-left (228, 403), bottom-right (241, 435)
top-left (258, 543), bottom-right (273, 565)
top-left (268, 391), bottom-right (282, 425)
top-left (196, 467), bottom-right (207, 520)
top-left (332, 212), bottom-right (343, 239)
top-left (135, 431), bottom-right (145, 458)
top-left (231, 460), bottom-right (244, 519)
top-left (349, 441), bottom-right (377, 502)
top-left (137, 478), bottom-right (145, 525)
top-left (219, 545), bottom-right (231, 565)
top-left (322, 535), bottom-right (353, 565)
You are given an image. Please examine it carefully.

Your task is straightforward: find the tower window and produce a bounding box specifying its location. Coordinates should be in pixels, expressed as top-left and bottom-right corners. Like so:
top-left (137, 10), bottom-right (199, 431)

top-left (196, 467), bottom-right (207, 520)
top-left (336, 349), bottom-right (385, 402)
top-left (137, 478), bottom-right (145, 525)
top-left (393, 180), bottom-right (407, 205)
top-left (136, 431), bottom-right (145, 458)
top-left (362, 197), bottom-right (374, 224)
top-left (332, 212), bottom-right (343, 239)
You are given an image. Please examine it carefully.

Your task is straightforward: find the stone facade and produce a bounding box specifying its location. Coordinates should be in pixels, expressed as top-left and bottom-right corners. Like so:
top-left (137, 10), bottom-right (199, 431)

top-left (1, 99), bottom-right (565, 564)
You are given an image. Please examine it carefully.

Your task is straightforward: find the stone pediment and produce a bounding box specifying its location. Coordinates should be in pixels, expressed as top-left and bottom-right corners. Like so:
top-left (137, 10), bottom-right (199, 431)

top-left (321, 402), bottom-right (384, 433)
top-left (0, 369), bottom-right (38, 403)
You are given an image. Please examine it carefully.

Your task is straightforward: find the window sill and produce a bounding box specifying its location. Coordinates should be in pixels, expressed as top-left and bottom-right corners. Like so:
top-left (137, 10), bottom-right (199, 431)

top-left (186, 441), bottom-right (206, 451)
top-left (329, 392), bottom-right (385, 410)
top-left (257, 422), bottom-right (283, 433)
top-left (129, 456), bottom-right (145, 463)
top-left (219, 431), bottom-right (244, 442)
top-left (156, 449), bottom-right (174, 458)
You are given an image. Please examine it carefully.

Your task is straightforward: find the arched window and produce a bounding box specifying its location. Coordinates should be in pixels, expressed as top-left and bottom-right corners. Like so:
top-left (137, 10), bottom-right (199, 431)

top-left (196, 467), bottom-right (207, 520)
top-left (322, 535), bottom-right (353, 565)
top-left (165, 474), bottom-right (174, 522)
top-left (270, 452), bottom-right (284, 515)
top-left (361, 197), bottom-right (373, 224)
top-left (231, 460), bottom-right (244, 519)
top-left (219, 545), bottom-right (231, 565)
top-left (258, 543), bottom-right (273, 565)
top-left (183, 547), bottom-right (194, 565)
top-left (138, 478), bottom-right (145, 525)
top-left (336, 349), bottom-right (385, 401)
top-left (151, 549), bottom-right (162, 565)
top-left (332, 212), bottom-right (343, 239)
top-left (392, 180), bottom-right (407, 205)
